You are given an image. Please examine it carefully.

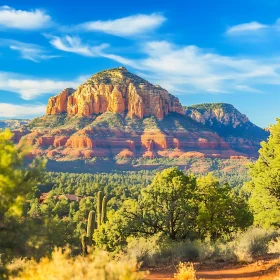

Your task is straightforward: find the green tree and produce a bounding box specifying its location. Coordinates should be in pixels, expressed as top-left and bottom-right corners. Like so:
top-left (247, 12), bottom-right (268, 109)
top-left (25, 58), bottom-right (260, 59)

top-left (93, 209), bottom-right (131, 252)
top-left (52, 198), bottom-right (70, 218)
top-left (0, 130), bottom-right (45, 265)
top-left (245, 119), bottom-right (280, 228)
top-left (197, 174), bottom-right (252, 241)
top-left (0, 129), bottom-right (45, 226)
top-left (122, 167), bottom-right (198, 240)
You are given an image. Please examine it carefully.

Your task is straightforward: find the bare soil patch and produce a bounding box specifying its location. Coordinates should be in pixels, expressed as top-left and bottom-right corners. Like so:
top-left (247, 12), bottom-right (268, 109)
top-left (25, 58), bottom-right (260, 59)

top-left (145, 255), bottom-right (280, 280)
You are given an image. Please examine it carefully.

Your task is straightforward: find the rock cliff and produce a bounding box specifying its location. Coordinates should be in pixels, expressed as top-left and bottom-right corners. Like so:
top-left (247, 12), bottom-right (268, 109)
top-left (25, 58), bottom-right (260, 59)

top-left (10, 68), bottom-right (269, 171)
top-left (184, 103), bottom-right (269, 154)
top-left (46, 88), bottom-right (75, 115)
top-left (46, 67), bottom-right (183, 120)
top-left (184, 103), bottom-right (249, 128)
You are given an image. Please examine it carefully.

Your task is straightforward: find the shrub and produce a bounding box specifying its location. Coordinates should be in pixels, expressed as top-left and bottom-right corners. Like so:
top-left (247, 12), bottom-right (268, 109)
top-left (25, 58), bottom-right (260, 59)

top-left (163, 240), bottom-right (200, 262)
top-left (125, 234), bottom-right (164, 267)
top-left (268, 236), bottom-right (280, 254)
top-left (210, 242), bottom-right (236, 262)
top-left (174, 262), bottom-right (197, 280)
top-left (232, 228), bottom-right (279, 262)
top-left (10, 248), bottom-right (145, 280)
top-left (124, 228), bottom-right (280, 267)
top-left (125, 236), bottom-right (235, 265)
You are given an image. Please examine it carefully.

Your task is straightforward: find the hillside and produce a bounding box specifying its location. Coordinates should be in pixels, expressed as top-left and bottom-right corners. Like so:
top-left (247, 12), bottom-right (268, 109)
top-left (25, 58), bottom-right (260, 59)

top-left (0, 119), bottom-right (30, 130)
top-left (11, 67), bottom-right (269, 173)
top-left (184, 103), bottom-right (269, 154)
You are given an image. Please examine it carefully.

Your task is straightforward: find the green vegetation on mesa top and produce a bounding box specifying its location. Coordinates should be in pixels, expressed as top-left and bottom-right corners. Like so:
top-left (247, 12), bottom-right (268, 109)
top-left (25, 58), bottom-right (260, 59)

top-left (27, 111), bottom-right (208, 132)
top-left (92, 111), bottom-right (206, 131)
top-left (86, 66), bottom-right (162, 88)
top-left (27, 114), bottom-right (94, 130)
top-left (184, 102), bottom-right (269, 141)
top-left (184, 103), bottom-right (238, 114)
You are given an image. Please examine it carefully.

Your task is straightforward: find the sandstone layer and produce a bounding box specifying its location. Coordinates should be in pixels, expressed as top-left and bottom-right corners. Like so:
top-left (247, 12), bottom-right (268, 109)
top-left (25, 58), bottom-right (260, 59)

top-left (11, 68), bottom-right (269, 165)
top-left (46, 67), bottom-right (183, 120)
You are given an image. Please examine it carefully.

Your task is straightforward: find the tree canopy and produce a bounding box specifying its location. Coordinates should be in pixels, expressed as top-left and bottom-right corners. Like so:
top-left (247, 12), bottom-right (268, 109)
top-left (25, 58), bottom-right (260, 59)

top-left (93, 168), bottom-right (253, 250)
top-left (0, 130), bottom-right (45, 222)
top-left (245, 119), bottom-right (280, 228)
top-left (197, 174), bottom-right (252, 240)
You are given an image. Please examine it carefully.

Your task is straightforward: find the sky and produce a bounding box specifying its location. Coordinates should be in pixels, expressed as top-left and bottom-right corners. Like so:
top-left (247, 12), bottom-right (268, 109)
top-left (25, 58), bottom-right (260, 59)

top-left (0, 0), bottom-right (280, 127)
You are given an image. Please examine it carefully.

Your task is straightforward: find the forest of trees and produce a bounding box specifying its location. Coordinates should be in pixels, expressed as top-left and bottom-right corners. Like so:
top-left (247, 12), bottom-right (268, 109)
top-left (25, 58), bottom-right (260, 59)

top-left (0, 119), bottom-right (280, 279)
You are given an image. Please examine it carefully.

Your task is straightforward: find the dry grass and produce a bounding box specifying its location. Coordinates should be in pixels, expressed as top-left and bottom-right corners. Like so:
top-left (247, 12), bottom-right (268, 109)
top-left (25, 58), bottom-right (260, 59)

top-left (10, 248), bottom-right (145, 280)
top-left (269, 237), bottom-right (280, 254)
top-left (174, 262), bottom-right (197, 280)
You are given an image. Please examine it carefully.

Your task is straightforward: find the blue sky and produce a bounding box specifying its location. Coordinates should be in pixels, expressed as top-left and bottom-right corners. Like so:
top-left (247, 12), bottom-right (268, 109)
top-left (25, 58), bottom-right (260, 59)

top-left (0, 0), bottom-right (280, 127)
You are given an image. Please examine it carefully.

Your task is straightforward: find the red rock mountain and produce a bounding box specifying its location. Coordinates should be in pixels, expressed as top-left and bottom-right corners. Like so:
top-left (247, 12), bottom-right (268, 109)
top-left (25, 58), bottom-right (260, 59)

top-left (12, 67), bottom-right (268, 171)
top-left (46, 67), bottom-right (183, 120)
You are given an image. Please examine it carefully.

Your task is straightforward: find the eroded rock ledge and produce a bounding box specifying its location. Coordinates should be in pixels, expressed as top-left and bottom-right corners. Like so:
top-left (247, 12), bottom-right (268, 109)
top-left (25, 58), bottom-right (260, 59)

top-left (46, 67), bottom-right (183, 120)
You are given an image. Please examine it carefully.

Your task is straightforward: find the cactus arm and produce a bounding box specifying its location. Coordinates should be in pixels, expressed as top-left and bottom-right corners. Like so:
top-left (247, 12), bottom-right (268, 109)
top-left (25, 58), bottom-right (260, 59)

top-left (86, 210), bottom-right (95, 246)
top-left (97, 191), bottom-right (102, 228)
top-left (101, 195), bottom-right (107, 224)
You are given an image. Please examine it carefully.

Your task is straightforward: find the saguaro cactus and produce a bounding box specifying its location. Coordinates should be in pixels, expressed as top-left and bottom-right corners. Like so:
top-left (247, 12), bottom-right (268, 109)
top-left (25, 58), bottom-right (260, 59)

top-left (81, 234), bottom-right (88, 256)
top-left (86, 210), bottom-right (95, 246)
top-left (97, 191), bottom-right (102, 228)
top-left (101, 195), bottom-right (107, 224)
top-left (81, 191), bottom-right (108, 255)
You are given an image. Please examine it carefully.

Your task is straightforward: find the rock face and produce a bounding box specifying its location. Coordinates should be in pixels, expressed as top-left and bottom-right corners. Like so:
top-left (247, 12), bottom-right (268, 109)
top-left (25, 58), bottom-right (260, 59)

top-left (46, 67), bottom-right (184, 120)
top-left (11, 68), bottom-right (269, 170)
top-left (184, 103), bottom-right (249, 128)
top-left (184, 103), bottom-right (269, 154)
top-left (46, 88), bottom-right (75, 115)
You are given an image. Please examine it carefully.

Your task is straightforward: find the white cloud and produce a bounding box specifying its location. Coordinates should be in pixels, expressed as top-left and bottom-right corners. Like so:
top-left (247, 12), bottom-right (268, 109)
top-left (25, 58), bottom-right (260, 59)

top-left (0, 103), bottom-right (45, 118)
top-left (126, 41), bottom-right (280, 95)
top-left (235, 85), bottom-right (263, 93)
top-left (226, 21), bottom-right (267, 35)
top-left (49, 35), bottom-right (108, 56)
top-left (0, 39), bottom-right (59, 62)
top-left (48, 35), bottom-right (280, 95)
top-left (49, 35), bottom-right (138, 67)
top-left (76, 13), bottom-right (166, 37)
top-left (0, 72), bottom-right (87, 100)
top-left (0, 6), bottom-right (51, 30)
top-left (98, 53), bottom-right (139, 68)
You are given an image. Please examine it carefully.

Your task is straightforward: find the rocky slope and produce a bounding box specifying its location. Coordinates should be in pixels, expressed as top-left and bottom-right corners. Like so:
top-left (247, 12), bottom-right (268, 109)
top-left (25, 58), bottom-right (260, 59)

top-left (185, 103), bottom-right (249, 128)
top-left (11, 68), bottom-right (269, 171)
top-left (184, 103), bottom-right (269, 154)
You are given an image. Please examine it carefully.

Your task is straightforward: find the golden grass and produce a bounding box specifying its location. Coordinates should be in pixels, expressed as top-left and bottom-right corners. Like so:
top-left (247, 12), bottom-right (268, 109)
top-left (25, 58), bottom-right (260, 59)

top-left (174, 262), bottom-right (197, 280)
top-left (10, 248), bottom-right (145, 280)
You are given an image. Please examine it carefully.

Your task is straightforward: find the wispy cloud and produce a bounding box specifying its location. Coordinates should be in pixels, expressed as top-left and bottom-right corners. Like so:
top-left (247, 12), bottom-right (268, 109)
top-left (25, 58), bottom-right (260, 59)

top-left (49, 35), bottom-right (108, 56)
top-left (0, 5), bottom-right (51, 30)
top-left (134, 41), bottom-right (280, 94)
top-left (225, 18), bottom-right (280, 38)
top-left (226, 21), bottom-right (268, 35)
top-left (0, 39), bottom-right (59, 62)
top-left (0, 103), bottom-right (46, 118)
top-left (235, 84), bottom-right (264, 93)
top-left (47, 35), bottom-right (280, 95)
top-left (2, 39), bottom-right (279, 101)
top-left (49, 35), bottom-right (138, 67)
top-left (0, 72), bottom-right (88, 100)
top-left (74, 13), bottom-right (166, 37)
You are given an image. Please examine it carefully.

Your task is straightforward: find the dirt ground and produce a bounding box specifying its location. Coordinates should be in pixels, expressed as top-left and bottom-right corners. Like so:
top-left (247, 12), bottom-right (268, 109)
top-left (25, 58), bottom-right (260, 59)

top-left (144, 255), bottom-right (280, 280)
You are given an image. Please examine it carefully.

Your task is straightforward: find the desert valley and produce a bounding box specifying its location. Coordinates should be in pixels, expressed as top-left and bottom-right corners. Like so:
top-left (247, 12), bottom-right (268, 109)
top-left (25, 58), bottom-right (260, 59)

top-left (1, 2), bottom-right (280, 280)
